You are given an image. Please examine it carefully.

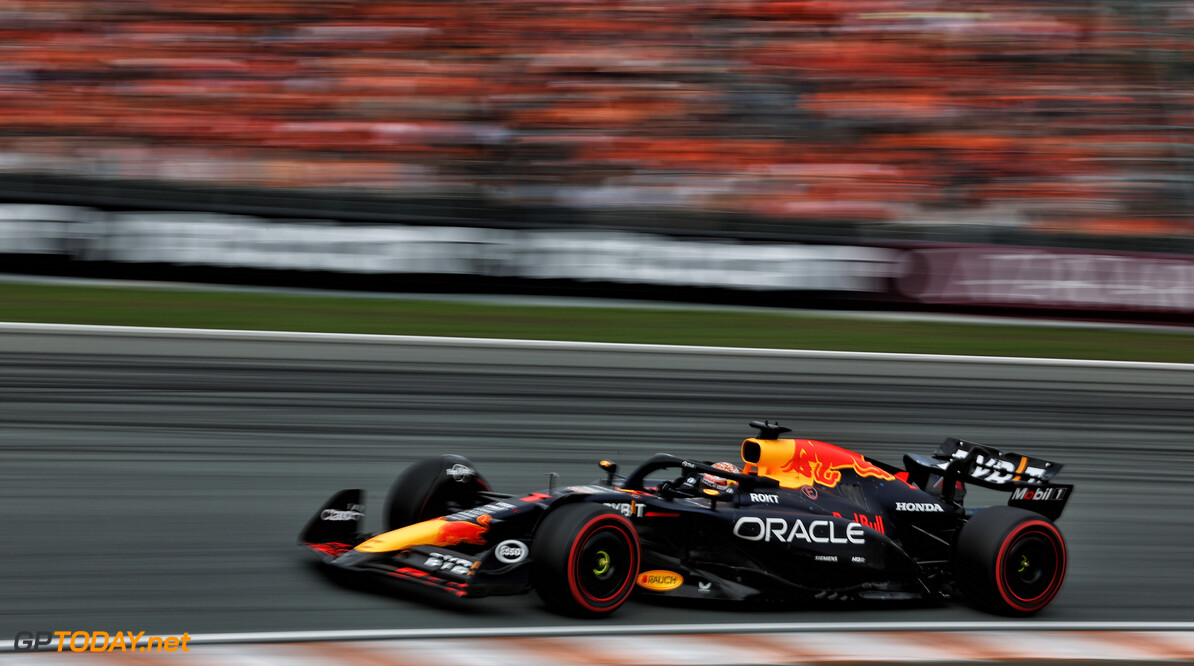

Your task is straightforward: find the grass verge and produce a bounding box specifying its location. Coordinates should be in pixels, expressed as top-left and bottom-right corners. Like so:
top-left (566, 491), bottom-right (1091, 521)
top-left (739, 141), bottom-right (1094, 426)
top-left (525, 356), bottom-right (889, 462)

top-left (0, 282), bottom-right (1190, 362)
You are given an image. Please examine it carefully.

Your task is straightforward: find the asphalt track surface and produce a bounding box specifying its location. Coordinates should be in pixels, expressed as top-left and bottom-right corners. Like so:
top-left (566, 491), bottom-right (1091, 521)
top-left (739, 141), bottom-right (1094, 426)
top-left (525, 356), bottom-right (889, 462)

top-left (1, 324), bottom-right (1192, 640)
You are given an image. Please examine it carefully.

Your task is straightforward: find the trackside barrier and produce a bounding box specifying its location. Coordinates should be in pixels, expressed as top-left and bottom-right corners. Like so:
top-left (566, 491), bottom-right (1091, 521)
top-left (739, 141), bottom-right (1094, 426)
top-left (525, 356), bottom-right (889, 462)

top-left (1, 203), bottom-right (1193, 318)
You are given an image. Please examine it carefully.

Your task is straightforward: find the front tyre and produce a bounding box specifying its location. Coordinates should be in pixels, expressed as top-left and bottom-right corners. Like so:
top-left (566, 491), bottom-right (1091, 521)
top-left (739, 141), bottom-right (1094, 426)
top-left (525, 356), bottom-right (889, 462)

top-left (532, 504), bottom-right (641, 617)
top-left (384, 455), bottom-right (490, 531)
top-left (953, 506), bottom-right (1066, 615)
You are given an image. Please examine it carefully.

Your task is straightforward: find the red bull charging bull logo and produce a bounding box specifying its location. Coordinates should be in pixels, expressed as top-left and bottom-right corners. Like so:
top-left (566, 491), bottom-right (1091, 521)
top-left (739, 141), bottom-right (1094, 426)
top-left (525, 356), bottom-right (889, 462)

top-left (744, 438), bottom-right (895, 489)
top-left (780, 441), bottom-right (895, 487)
top-left (434, 514), bottom-right (491, 546)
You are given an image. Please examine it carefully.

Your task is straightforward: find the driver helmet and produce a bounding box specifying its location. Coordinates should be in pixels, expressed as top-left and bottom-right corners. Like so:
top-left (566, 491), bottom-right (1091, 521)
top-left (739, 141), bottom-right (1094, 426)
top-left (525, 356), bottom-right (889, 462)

top-left (698, 461), bottom-right (740, 492)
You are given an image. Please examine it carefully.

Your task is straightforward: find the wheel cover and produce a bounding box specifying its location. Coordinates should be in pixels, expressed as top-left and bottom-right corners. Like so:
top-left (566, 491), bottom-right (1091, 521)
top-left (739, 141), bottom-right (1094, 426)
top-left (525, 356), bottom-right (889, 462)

top-left (999, 526), bottom-right (1063, 608)
top-left (572, 526), bottom-right (634, 604)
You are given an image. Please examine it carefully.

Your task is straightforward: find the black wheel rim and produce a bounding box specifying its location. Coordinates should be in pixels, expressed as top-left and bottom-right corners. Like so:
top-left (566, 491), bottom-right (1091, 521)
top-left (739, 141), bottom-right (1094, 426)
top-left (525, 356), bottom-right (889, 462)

top-left (1002, 531), bottom-right (1059, 603)
top-left (575, 527), bottom-right (632, 602)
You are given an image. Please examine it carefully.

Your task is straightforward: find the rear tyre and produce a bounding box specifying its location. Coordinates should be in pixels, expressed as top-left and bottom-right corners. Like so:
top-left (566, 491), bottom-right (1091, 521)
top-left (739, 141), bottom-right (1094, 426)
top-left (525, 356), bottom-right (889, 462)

top-left (532, 504), bottom-right (641, 617)
top-left (384, 455), bottom-right (490, 531)
top-left (953, 506), bottom-right (1066, 615)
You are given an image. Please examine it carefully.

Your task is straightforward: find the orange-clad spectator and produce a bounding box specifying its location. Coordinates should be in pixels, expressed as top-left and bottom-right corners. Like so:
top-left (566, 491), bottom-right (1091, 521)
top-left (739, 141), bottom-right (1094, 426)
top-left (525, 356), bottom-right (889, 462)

top-left (0, 0), bottom-right (1189, 239)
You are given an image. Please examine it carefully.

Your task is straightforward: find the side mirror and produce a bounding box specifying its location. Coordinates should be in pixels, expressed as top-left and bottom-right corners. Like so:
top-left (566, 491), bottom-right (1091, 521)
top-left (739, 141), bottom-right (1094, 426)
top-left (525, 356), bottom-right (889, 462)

top-left (599, 460), bottom-right (618, 485)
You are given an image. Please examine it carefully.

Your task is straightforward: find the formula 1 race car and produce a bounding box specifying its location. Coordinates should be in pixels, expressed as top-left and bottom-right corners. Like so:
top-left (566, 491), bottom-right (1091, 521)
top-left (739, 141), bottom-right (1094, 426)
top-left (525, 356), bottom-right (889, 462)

top-left (300, 421), bottom-right (1071, 616)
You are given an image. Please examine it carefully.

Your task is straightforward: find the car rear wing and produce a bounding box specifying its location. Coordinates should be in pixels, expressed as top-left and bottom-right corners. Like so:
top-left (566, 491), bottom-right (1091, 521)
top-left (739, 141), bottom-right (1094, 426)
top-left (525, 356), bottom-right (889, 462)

top-left (905, 438), bottom-right (1072, 519)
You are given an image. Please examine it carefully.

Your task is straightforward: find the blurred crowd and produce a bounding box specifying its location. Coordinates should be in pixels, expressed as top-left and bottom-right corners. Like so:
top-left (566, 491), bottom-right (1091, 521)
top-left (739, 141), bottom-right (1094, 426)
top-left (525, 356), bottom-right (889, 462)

top-left (3, 0), bottom-right (1194, 238)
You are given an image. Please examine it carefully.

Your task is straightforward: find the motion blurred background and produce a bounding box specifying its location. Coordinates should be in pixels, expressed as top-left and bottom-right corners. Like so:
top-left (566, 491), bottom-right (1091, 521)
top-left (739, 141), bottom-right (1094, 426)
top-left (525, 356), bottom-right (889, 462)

top-left (2, 0), bottom-right (1193, 319)
top-left (3, 2), bottom-right (1194, 646)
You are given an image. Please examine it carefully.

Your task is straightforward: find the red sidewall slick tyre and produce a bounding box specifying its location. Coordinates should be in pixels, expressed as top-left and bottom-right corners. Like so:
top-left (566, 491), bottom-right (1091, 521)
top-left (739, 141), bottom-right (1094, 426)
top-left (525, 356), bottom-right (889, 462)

top-left (532, 504), bottom-right (641, 617)
top-left (953, 506), bottom-right (1067, 616)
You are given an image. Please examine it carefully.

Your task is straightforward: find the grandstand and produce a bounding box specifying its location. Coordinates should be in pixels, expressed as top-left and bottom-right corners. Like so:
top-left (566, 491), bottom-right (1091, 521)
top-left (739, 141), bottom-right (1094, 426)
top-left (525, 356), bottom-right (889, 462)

top-left (2, 0), bottom-right (1192, 251)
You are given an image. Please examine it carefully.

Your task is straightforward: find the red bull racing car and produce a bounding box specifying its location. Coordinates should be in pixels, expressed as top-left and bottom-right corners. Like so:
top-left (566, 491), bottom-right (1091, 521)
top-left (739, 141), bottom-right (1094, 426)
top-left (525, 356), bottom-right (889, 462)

top-left (300, 421), bottom-right (1071, 617)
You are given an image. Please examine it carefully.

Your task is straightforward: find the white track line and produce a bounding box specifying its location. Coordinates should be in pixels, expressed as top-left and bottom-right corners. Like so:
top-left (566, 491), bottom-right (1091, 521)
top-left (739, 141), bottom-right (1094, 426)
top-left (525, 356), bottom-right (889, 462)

top-left (181, 621), bottom-right (1194, 644)
top-left (1, 322), bottom-right (1191, 369)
